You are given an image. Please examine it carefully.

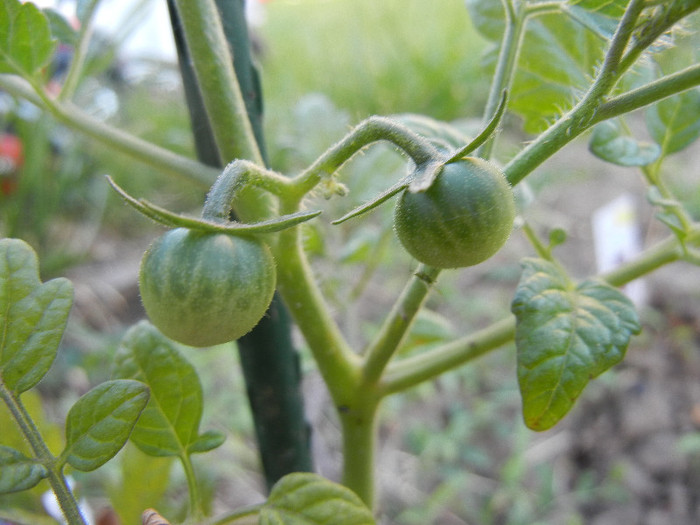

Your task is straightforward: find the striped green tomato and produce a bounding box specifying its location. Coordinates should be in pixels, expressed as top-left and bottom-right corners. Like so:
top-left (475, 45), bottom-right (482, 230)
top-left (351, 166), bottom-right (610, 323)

top-left (393, 157), bottom-right (515, 269)
top-left (139, 228), bottom-right (276, 347)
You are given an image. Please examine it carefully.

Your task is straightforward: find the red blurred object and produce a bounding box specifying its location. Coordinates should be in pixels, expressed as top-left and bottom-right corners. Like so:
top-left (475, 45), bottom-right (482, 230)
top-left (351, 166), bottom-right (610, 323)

top-left (0, 132), bottom-right (23, 196)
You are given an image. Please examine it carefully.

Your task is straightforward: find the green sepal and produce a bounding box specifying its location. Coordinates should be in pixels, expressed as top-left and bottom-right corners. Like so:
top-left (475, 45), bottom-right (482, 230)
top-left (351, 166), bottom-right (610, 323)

top-left (112, 321), bottom-right (214, 458)
top-left (332, 93), bottom-right (507, 225)
top-left (259, 472), bottom-right (376, 525)
top-left (0, 445), bottom-right (48, 494)
top-left (0, 238), bottom-right (73, 395)
top-left (331, 178), bottom-right (410, 225)
top-left (444, 90), bottom-right (508, 164)
top-left (61, 380), bottom-right (150, 472)
top-left (107, 176), bottom-right (320, 235)
top-left (512, 258), bottom-right (641, 431)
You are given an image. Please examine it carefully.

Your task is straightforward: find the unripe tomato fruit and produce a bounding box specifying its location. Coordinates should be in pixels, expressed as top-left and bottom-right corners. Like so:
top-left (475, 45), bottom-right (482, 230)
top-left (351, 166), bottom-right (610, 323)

top-left (139, 228), bottom-right (276, 347)
top-left (393, 157), bottom-right (515, 269)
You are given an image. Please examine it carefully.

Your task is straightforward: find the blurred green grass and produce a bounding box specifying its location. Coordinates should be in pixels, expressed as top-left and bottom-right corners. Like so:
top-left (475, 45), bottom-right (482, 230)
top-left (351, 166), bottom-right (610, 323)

top-left (258, 0), bottom-right (489, 122)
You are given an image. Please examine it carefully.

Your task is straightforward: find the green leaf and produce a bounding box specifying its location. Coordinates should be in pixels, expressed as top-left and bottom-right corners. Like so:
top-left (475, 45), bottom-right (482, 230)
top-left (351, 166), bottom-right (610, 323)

top-left (563, 5), bottom-right (620, 40)
top-left (62, 379), bottom-right (149, 472)
top-left (187, 430), bottom-right (226, 454)
top-left (43, 8), bottom-right (78, 46)
top-left (0, 445), bottom-right (48, 493)
top-left (511, 258), bottom-right (641, 431)
top-left (465, 0), bottom-right (505, 42)
top-left (112, 321), bottom-right (207, 457)
top-left (646, 90), bottom-right (700, 155)
top-left (0, 0), bottom-right (56, 77)
top-left (260, 473), bottom-right (375, 525)
top-left (106, 444), bottom-right (174, 525)
top-left (589, 119), bottom-right (661, 166)
top-left (568, 0), bottom-right (629, 18)
top-left (0, 238), bottom-right (73, 394)
top-left (509, 14), bottom-right (604, 133)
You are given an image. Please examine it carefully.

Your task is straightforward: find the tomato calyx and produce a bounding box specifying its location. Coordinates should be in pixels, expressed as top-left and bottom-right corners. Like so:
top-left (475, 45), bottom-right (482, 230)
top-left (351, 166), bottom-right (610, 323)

top-left (107, 175), bottom-right (320, 237)
top-left (332, 91), bottom-right (508, 225)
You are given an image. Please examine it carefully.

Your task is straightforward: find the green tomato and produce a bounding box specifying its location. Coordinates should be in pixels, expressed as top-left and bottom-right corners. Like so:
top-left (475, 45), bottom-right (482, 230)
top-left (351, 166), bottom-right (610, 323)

top-left (393, 157), bottom-right (515, 269)
top-left (139, 228), bottom-right (276, 347)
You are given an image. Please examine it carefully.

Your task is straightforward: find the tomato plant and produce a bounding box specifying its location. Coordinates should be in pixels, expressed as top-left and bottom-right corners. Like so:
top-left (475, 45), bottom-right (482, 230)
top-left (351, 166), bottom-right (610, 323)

top-left (1, 0), bottom-right (699, 524)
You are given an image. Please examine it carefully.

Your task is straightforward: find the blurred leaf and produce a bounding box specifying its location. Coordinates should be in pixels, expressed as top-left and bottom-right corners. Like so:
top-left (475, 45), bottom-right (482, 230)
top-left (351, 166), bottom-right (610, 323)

top-left (113, 321), bottom-right (208, 457)
top-left (42, 8), bottom-right (77, 46)
top-left (511, 258), bottom-right (640, 431)
top-left (646, 186), bottom-right (688, 237)
top-left (339, 228), bottom-right (382, 264)
top-left (62, 380), bottom-right (149, 472)
top-left (568, 0), bottom-right (629, 18)
top-left (260, 473), bottom-right (375, 525)
top-left (400, 309), bottom-right (454, 354)
top-left (0, 238), bottom-right (73, 394)
top-left (391, 113), bottom-right (470, 153)
top-left (589, 119), bottom-right (661, 166)
top-left (106, 443), bottom-right (174, 525)
top-left (0, 445), bottom-right (47, 494)
top-left (0, 390), bottom-right (64, 458)
top-left (187, 430), bottom-right (226, 454)
top-left (563, 4), bottom-right (621, 40)
top-left (76, 0), bottom-right (98, 24)
top-left (646, 90), bottom-right (700, 155)
top-left (0, 0), bottom-right (56, 77)
top-left (464, 0), bottom-right (505, 41)
top-left (548, 228), bottom-right (568, 248)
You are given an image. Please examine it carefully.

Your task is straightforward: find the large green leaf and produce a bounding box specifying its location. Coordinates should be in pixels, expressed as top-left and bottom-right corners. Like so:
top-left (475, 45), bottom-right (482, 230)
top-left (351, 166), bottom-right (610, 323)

top-left (509, 14), bottom-right (604, 133)
top-left (0, 238), bottom-right (73, 394)
top-left (0, 0), bottom-right (56, 77)
top-left (62, 380), bottom-right (149, 472)
top-left (259, 473), bottom-right (375, 525)
top-left (589, 119), bottom-right (661, 166)
top-left (0, 445), bottom-right (48, 493)
top-left (511, 258), bottom-right (641, 431)
top-left (468, 1), bottom-right (604, 133)
top-left (113, 321), bottom-right (223, 457)
top-left (646, 90), bottom-right (700, 156)
top-left (467, 0), bottom-right (660, 133)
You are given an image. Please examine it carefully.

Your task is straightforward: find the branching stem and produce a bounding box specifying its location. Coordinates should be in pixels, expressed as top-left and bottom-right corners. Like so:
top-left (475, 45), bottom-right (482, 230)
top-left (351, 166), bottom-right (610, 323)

top-left (0, 387), bottom-right (87, 525)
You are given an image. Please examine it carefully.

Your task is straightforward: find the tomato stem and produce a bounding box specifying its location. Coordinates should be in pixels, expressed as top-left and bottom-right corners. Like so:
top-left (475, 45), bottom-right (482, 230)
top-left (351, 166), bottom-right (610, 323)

top-left (380, 233), bottom-right (685, 394)
top-left (361, 264), bottom-right (441, 387)
top-left (0, 387), bottom-right (88, 525)
top-left (291, 116), bottom-right (440, 198)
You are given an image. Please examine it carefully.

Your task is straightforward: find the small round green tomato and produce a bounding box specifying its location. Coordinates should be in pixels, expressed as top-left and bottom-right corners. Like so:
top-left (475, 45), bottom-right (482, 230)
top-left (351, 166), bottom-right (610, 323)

top-left (393, 157), bottom-right (515, 269)
top-left (139, 228), bottom-right (276, 347)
